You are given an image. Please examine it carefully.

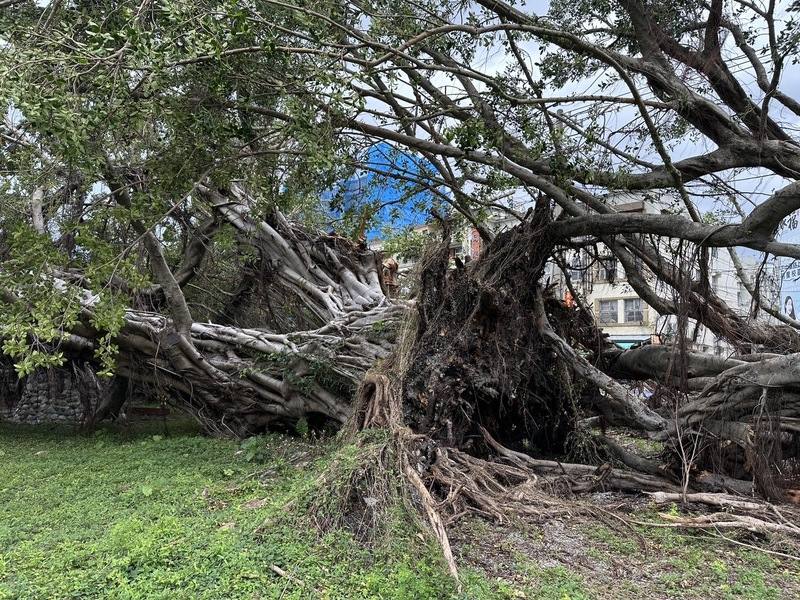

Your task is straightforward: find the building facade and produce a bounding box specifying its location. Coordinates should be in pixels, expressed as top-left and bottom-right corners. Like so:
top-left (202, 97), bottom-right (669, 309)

top-left (556, 193), bottom-right (780, 353)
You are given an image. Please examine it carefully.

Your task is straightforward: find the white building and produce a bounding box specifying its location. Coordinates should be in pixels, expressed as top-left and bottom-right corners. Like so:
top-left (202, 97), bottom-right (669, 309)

top-left (558, 193), bottom-right (780, 352)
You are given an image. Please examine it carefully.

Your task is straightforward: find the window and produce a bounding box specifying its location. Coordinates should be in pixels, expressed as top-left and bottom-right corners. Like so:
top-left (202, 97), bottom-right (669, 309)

top-left (710, 247), bottom-right (718, 259)
top-left (624, 298), bottom-right (643, 323)
top-left (599, 300), bottom-right (618, 323)
top-left (599, 257), bottom-right (616, 283)
top-left (566, 254), bottom-right (583, 284)
top-left (738, 288), bottom-right (749, 310)
top-left (712, 274), bottom-right (721, 291)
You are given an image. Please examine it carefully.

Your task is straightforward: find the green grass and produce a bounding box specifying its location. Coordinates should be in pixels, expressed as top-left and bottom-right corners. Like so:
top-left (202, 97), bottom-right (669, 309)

top-left (0, 421), bottom-right (504, 600)
top-left (0, 421), bottom-right (797, 599)
top-left (513, 562), bottom-right (592, 600)
top-left (582, 517), bottom-right (799, 599)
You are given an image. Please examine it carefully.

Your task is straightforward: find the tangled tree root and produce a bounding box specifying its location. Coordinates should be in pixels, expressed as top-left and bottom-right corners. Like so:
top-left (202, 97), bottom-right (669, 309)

top-left (309, 211), bottom-right (800, 578)
top-left (327, 375), bottom-right (623, 578)
top-left (315, 373), bottom-right (800, 578)
top-left (307, 428), bottom-right (400, 544)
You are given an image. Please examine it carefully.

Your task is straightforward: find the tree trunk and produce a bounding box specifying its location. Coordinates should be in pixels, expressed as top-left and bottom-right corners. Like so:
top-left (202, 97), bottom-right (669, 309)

top-left (111, 303), bottom-right (401, 434)
top-left (28, 186), bottom-right (403, 436)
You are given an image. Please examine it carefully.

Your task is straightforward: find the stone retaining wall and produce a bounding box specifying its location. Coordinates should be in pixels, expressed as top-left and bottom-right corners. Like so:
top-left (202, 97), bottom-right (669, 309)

top-left (0, 365), bottom-right (108, 425)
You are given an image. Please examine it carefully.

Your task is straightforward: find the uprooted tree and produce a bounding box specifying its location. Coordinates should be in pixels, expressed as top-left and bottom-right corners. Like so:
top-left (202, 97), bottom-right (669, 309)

top-left (3, 0), bottom-right (800, 558)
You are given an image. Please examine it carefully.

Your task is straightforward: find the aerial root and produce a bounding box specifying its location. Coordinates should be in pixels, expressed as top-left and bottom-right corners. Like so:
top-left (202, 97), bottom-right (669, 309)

top-left (410, 430), bottom-right (800, 574)
top-left (403, 455), bottom-right (460, 581)
top-left (654, 512), bottom-right (800, 536)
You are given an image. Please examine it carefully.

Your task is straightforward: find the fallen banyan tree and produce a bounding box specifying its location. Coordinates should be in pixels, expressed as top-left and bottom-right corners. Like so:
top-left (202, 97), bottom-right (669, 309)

top-left (7, 190), bottom-right (800, 497)
top-left (338, 201), bottom-right (800, 576)
top-left (2, 185), bottom-right (800, 577)
top-left (5, 0), bottom-right (800, 581)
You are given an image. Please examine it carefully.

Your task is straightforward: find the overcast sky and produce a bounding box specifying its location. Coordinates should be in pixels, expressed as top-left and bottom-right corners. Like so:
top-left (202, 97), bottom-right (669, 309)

top-left (462, 1), bottom-right (800, 249)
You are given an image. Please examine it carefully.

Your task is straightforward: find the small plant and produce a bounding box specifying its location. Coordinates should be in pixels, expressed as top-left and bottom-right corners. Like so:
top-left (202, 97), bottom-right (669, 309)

top-left (240, 436), bottom-right (270, 463)
top-left (294, 416), bottom-right (309, 438)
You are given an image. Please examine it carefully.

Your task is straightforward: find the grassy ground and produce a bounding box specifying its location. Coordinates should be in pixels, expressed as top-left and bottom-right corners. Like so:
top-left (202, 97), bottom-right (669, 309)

top-left (0, 420), bottom-right (797, 599)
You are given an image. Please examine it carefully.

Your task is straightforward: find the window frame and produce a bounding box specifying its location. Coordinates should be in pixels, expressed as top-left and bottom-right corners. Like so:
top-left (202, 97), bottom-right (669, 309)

top-left (598, 299), bottom-right (618, 324)
top-left (623, 298), bottom-right (643, 323)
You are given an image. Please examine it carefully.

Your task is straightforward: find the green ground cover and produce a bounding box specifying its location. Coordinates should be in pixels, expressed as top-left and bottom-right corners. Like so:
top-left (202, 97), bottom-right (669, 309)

top-left (0, 421), bottom-right (796, 599)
